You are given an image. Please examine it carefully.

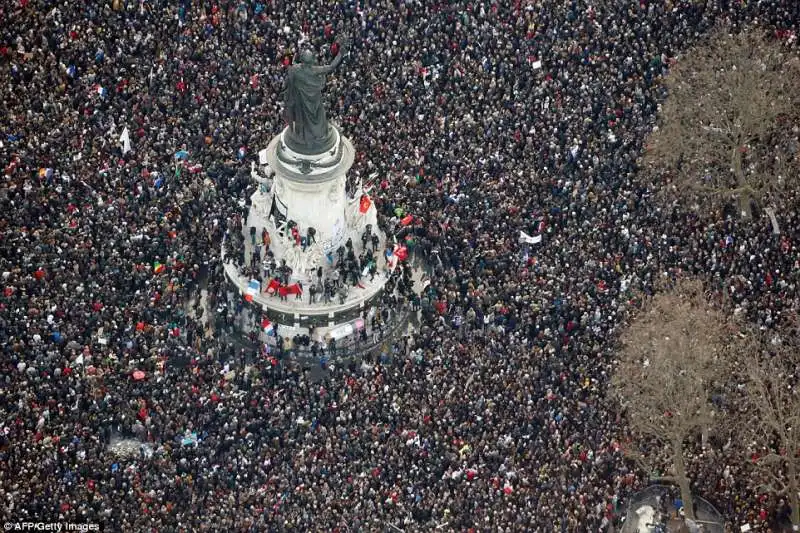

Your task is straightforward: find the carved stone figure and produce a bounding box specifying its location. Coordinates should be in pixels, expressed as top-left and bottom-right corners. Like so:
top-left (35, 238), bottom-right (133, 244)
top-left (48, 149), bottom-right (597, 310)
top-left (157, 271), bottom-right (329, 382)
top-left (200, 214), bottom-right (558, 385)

top-left (283, 37), bottom-right (350, 154)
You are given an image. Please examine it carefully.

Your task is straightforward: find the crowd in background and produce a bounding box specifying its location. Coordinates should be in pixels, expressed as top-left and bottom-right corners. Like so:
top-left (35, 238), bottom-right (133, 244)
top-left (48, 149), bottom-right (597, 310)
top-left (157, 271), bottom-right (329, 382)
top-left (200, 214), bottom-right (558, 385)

top-left (1, 0), bottom-right (799, 531)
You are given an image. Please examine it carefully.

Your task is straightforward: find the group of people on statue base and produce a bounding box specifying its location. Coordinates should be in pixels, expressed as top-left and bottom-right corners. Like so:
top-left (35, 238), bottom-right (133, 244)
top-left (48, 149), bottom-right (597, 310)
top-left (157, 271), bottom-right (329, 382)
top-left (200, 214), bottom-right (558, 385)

top-left (286, 222), bottom-right (316, 252)
top-left (245, 222), bottom-right (390, 306)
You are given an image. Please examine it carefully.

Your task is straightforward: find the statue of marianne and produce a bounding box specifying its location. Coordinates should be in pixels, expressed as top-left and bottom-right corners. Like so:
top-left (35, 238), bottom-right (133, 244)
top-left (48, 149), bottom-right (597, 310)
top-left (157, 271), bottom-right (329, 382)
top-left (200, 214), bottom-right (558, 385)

top-left (282, 36), bottom-right (350, 154)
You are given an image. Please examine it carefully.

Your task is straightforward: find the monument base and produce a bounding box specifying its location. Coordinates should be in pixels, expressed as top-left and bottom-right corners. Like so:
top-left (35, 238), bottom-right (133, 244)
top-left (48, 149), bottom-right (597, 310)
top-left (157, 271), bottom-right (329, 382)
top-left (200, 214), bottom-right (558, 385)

top-left (223, 125), bottom-right (392, 341)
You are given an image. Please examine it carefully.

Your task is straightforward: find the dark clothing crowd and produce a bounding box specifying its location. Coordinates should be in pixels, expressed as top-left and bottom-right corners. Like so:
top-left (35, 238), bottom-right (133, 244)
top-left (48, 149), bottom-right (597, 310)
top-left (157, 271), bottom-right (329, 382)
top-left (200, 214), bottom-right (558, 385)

top-left (1, 0), bottom-right (799, 531)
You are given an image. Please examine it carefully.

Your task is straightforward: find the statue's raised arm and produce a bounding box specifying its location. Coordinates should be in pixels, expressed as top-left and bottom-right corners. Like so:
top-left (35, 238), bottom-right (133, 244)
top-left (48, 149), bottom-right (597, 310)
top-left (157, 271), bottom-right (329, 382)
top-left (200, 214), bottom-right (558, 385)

top-left (282, 36), bottom-right (350, 154)
top-left (314, 36), bottom-right (350, 75)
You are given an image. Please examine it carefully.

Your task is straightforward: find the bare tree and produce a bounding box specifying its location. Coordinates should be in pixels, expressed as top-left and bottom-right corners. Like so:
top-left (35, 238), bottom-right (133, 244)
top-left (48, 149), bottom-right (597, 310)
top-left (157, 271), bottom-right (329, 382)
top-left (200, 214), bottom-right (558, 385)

top-left (612, 278), bottom-right (734, 520)
top-left (742, 331), bottom-right (800, 527)
top-left (643, 27), bottom-right (800, 218)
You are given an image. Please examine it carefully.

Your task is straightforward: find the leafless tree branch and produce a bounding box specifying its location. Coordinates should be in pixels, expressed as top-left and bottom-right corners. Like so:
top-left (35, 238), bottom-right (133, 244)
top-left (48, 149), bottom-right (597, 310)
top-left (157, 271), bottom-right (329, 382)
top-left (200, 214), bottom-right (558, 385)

top-left (612, 278), bottom-right (741, 520)
top-left (740, 330), bottom-right (800, 526)
top-left (643, 26), bottom-right (800, 217)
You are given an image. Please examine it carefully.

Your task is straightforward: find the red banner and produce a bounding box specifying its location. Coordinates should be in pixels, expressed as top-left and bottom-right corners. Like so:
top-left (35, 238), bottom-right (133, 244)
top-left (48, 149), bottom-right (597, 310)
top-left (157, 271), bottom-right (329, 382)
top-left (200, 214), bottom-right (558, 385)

top-left (359, 194), bottom-right (372, 214)
top-left (266, 278), bottom-right (280, 294)
top-left (278, 283), bottom-right (303, 297)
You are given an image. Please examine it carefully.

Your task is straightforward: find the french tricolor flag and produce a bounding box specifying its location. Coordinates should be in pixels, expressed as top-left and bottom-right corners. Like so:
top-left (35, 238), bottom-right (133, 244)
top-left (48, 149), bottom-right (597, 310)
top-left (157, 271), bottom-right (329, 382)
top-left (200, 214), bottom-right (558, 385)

top-left (245, 279), bottom-right (260, 302)
top-left (386, 248), bottom-right (398, 271)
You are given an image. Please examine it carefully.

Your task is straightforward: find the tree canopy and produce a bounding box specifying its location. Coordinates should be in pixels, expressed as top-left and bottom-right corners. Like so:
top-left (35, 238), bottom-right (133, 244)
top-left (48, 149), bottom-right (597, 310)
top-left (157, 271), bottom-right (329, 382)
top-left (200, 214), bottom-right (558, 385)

top-left (644, 27), bottom-right (800, 217)
top-left (612, 278), bottom-right (735, 520)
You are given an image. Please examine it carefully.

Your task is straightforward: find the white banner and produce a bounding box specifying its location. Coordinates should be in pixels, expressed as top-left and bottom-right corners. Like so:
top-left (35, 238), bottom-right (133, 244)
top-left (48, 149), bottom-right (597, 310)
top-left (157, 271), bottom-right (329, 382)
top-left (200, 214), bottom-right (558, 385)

top-left (119, 127), bottom-right (132, 154)
top-left (519, 231), bottom-right (542, 244)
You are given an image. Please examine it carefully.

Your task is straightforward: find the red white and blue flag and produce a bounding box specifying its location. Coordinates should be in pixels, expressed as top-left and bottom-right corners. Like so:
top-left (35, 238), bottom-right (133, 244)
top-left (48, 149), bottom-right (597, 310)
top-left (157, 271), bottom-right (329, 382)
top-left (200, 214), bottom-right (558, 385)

top-left (245, 279), bottom-right (260, 302)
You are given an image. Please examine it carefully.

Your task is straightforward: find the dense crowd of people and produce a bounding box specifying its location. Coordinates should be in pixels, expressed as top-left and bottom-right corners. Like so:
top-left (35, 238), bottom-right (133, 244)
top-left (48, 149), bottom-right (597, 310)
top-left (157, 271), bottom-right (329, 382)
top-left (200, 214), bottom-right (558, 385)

top-left (1, 0), bottom-right (799, 531)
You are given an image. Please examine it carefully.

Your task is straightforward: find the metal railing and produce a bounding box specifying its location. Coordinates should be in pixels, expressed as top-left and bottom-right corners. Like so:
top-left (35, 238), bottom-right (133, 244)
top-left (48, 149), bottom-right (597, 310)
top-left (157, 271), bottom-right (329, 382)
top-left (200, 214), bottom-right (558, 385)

top-left (221, 304), bottom-right (413, 364)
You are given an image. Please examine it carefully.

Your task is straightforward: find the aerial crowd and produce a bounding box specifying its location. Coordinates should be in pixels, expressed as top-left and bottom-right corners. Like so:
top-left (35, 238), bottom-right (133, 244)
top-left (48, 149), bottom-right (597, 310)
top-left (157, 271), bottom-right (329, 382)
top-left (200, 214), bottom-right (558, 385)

top-left (1, 0), bottom-right (799, 531)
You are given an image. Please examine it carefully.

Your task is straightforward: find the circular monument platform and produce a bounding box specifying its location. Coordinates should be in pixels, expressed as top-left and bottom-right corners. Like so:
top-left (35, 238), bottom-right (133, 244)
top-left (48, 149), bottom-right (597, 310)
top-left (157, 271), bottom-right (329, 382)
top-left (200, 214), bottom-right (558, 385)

top-left (223, 124), bottom-right (392, 335)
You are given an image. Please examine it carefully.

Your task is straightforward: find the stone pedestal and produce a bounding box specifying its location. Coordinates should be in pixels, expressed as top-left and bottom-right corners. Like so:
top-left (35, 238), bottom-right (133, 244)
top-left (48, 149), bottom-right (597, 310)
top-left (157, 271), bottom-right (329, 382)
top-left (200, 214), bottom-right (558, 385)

top-left (224, 124), bottom-right (389, 335)
top-left (265, 125), bottom-right (354, 255)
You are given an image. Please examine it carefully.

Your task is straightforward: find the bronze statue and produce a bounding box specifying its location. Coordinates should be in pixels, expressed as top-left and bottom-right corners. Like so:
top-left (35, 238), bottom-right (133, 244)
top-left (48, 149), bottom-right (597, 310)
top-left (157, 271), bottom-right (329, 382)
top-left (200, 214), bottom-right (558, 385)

top-left (283, 37), bottom-right (350, 154)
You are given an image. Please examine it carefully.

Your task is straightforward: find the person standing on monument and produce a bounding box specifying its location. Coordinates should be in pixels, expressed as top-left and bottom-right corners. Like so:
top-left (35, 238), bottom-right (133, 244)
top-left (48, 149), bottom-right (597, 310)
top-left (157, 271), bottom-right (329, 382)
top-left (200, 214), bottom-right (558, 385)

top-left (262, 228), bottom-right (271, 252)
top-left (283, 36), bottom-right (350, 151)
